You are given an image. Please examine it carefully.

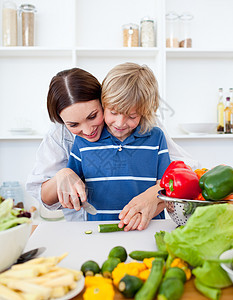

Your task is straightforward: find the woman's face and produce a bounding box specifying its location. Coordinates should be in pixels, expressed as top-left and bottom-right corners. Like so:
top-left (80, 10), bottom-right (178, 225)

top-left (60, 99), bottom-right (104, 142)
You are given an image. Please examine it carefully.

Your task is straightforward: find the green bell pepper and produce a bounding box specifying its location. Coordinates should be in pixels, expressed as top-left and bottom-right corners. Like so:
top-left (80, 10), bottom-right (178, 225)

top-left (199, 165), bottom-right (233, 200)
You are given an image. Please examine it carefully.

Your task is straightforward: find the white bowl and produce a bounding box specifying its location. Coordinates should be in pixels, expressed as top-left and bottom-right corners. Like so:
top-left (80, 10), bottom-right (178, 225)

top-left (220, 249), bottom-right (233, 283)
top-left (0, 222), bottom-right (32, 272)
top-left (179, 123), bottom-right (218, 135)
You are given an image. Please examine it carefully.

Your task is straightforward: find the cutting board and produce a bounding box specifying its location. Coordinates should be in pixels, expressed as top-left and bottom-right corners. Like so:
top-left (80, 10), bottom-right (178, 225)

top-left (27, 221), bottom-right (233, 299)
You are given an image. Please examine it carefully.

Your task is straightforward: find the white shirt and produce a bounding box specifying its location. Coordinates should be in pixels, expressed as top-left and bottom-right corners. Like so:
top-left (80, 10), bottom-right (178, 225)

top-left (26, 121), bottom-right (199, 221)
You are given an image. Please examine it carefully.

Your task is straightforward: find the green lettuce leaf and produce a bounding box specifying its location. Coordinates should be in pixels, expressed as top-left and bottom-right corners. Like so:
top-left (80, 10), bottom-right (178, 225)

top-left (164, 203), bottom-right (233, 288)
top-left (193, 261), bottom-right (232, 288)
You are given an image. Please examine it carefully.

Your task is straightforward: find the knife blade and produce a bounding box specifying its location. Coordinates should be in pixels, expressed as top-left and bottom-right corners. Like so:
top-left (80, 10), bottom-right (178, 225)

top-left (79, 198), bottom-right (97, 215)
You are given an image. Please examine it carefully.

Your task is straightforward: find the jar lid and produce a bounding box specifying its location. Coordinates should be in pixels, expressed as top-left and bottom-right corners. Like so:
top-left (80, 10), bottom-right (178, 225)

top-left (122, 23), bottom-right (139, 30)
top-left (179, 12), bottom-right (193, 21)
top-left (19, 4), bottom-right (36, 12)
top-left (140, 16), bottom-right (154, 23)
top-left (166, 11), bottom-right (179, 21)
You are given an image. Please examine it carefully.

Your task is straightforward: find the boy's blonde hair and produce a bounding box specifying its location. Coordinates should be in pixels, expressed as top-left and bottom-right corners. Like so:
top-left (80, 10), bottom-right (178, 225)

top-left (101, 62), bottom-right (159, 133)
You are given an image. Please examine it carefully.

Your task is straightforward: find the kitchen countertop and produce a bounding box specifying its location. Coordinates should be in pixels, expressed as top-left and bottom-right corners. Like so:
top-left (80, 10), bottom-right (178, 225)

top-left (27, 220), bottom-right (233, 299)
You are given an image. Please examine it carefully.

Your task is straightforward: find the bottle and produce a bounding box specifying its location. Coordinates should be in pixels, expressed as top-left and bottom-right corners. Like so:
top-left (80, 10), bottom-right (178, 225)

top-left (140, 17), bottom-right (155, 47)
top-left (179, 12), bottom-right (193, 48)
top-left (217, 88), bottom-right (224, 133)
top-left (0, 181), bottom-right (24, 207)
top-left (166, 12), bottom-right (179, 48)
top-left (2, 0), bottom-right (18, 46)
top-left (19, 4), bottom-right (36, 46)
top-left (122, 23), bottom-right (139, 47)
top-left (229, 88), bottom-right (233, 113)
top-left (224, 97), bottom-right (232, 134)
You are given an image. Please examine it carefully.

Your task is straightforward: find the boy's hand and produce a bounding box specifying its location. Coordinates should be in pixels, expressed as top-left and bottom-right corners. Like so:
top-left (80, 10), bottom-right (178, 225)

top-left (119, 182), bottom-right (164, 230)
top-left (118, 212), bottom-right (142, 231)
top-left (56, 168), bottom-right (87, 210)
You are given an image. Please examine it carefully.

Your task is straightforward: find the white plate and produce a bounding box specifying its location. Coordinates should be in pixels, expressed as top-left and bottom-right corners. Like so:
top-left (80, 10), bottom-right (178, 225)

top-left (52, 275), bottom-right (85, 300)
top-left (179, 123), bottom-right (218, 135)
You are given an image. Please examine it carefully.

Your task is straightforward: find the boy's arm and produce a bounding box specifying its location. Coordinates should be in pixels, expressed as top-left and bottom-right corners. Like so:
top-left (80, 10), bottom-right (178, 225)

top-left (118, 181), bottom-right (165, 231)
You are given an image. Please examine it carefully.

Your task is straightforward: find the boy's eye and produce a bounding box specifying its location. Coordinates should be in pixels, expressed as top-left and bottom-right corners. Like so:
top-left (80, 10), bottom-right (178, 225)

top-left (110, 111), bottom-right (117, 115)
top-left (129, 115), bottom-right (137, 119)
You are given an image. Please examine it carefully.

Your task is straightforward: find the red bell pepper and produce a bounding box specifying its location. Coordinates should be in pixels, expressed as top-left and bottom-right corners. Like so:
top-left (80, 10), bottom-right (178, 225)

top-left (160, 160), bottom-right (191, 187)
top-left (160, 161), bottom-right (201, 199)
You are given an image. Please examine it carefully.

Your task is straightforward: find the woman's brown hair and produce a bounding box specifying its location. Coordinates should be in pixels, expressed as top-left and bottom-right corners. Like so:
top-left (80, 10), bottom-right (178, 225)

top-left (47, 68), bottom-right (101, 123)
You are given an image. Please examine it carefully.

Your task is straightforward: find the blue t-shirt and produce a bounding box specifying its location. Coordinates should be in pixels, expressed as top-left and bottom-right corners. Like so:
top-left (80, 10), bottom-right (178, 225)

top-left (67, 126), bottom-right (170, 221)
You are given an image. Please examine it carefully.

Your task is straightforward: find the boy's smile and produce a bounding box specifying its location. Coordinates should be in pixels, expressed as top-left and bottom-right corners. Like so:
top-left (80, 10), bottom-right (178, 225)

top-left (104, 106), bottom-right (141, 141)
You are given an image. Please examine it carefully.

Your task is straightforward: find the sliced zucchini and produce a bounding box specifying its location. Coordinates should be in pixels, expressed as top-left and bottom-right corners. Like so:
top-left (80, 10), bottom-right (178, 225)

top-left (98, 223), bottom-right (125, 233)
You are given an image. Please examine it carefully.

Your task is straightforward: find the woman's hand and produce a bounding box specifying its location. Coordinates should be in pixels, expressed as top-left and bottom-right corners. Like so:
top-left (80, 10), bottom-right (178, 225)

top-left (118, 182), bottom-right (165, 231)
top-left (55, 168), bottom-right (87, 210)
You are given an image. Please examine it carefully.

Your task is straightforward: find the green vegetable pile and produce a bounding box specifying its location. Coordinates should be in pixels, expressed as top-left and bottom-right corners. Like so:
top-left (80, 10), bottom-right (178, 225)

top-left (164, 203), bottom-right (233, 299)
top-left (0, 198), bottom-right (31, 231)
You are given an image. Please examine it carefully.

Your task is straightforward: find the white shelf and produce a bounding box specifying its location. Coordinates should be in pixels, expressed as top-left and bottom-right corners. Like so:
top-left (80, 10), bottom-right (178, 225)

top-left (166, 48), bottom-right (233, 58)
top-left (0, 135), bottom-right (44, 140)
top-left (172, 134), bottom-right (233, 139)
top-left (0, 47), bottom-right (73, 57)
top-left (75, 47), bottom-right (159, 57)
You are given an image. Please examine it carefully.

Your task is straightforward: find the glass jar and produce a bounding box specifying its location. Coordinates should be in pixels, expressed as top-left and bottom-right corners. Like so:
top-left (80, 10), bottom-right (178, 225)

top-left (19, 4), bottom-right (36, 46)
top-left (140, 17), bottom-right (155, 47)
top-left (122, 23), bottom-right (139, 47)
top-left (179, 13), bottom-right (193, 48)
top-left (2, 0), bottom-right (18, 46)
top-left (0, 181), bottom-right (24, 206)
top-left (166, 12), bottom-right (179, 48)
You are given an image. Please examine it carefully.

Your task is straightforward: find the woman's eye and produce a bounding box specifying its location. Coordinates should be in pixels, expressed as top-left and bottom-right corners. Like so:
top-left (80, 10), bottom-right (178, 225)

top-left (69, 123), bottom-right (78, 128)
top-left (88, 113), bottom-right (97, 120)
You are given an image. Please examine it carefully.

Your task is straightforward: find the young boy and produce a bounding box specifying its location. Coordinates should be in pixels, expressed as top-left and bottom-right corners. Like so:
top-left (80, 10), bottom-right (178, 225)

top-left (67, 63), bottom-right (171, 228)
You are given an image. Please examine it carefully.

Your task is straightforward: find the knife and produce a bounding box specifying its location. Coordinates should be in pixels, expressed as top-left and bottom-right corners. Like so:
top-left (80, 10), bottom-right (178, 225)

top-left (79, 198), bottom-right (97, 215)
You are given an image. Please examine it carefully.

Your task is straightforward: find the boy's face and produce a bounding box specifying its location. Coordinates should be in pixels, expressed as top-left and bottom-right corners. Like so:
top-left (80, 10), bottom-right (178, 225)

top-left (60, 99), bottom-right (104, 142)
top-left (104, 106), bottom-right (141, 141)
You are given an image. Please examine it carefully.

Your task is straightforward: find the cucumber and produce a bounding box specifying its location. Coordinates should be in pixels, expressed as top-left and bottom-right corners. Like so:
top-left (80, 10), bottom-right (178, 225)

top-left (129, 250), bottom-right (168, 261)
top-left (119, 274), bottom-right (143, 298)
top-left (81, 260), bottom-right (100, 276)
top-left (164, 267), bottom-right (186, 283)
top-left (157, 278), bottom-right (184, 300)
top-left (135, 257), bottom-right (164, 300)
top-left (101, 257), bottom-right (121, 278)
top-left (98, 223), bottom-right (125, 233)
top-left (108, 246), bottom-right (127, 262)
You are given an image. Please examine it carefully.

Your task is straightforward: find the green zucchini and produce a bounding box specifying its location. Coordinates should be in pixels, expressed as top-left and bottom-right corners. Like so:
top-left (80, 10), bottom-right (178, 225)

top-left (101, 257), bottom-right (121, 278)
top-left (98, 223), bottom-right (125, 233)
top-left (119, 274), bottom-right (143, 298)
top-left (81, 260), bottom-right (100, 276)
top-left (163, 267), bottom-right (186, 283)
top-left (135, 257), bottom-right (164, 300)
top-left (157, 278), bottom-right (184, 300)
top-left (129, 250), bottom-right (168, 261)
top-left (108, 246), bottom-right (127, 262)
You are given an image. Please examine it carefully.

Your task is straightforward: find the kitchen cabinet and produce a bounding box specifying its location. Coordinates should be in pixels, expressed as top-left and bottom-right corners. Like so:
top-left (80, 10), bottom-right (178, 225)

top-left (0, 0), bottom-right (232, 206)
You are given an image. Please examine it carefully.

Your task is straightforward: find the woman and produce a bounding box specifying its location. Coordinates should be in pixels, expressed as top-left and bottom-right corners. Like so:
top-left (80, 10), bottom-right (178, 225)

top-left (26, 67), bottom-right (199, 226)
